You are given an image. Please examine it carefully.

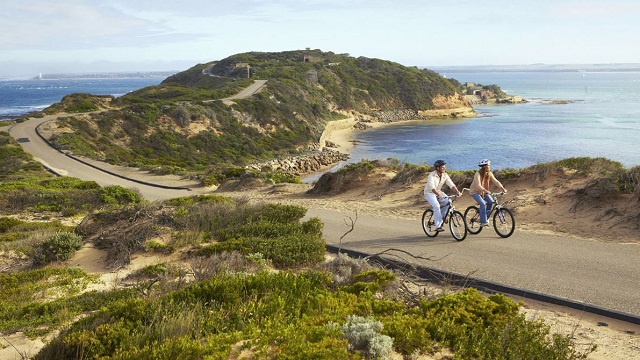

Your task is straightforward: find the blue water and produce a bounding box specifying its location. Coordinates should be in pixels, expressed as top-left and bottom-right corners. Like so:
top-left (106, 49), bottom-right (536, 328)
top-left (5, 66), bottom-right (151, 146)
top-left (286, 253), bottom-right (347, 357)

top-left (3, 72), bottom-right (639, 173)
top-left (0, 78), bottom-right (164, 119)
top-left (346, 71), bottom-right (640, 170)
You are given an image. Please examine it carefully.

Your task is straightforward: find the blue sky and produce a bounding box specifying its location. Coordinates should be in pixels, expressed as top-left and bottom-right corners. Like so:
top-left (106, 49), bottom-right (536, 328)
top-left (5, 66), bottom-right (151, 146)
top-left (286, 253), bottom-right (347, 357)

top-left (2, 0), bottom-right (639, 77)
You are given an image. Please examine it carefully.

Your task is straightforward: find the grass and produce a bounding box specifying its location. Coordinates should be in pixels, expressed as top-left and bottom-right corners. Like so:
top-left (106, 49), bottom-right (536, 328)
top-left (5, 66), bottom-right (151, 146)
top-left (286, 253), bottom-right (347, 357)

top-left (0, 188), bottom-right (596, 359)
top-left (0, 135), bottom-right (607, 358)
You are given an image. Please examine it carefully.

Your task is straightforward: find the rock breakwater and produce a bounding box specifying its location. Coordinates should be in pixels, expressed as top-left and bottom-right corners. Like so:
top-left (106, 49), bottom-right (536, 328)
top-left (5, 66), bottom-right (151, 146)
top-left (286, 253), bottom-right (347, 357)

top-left (245, 149), bottom-right (349, 175)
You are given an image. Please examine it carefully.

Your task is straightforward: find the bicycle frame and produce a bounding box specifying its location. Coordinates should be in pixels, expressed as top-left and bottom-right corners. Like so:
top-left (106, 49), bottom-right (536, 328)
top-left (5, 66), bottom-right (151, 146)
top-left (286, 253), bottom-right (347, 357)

top-left (465, 191), bottom-right (518, 238)
top-left (422, 188), bottom-right (469, 241)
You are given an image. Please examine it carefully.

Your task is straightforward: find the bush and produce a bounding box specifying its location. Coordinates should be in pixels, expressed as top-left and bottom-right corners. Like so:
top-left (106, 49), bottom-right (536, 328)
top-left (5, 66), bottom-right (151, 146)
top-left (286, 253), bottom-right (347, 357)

top-left (0, 217), bottom-right (22, 233)
top-left (33, 231), bottom-right (83, 265)
top-left (268, 172), bottom-right (302, 184)
top-left (337, 159), bottom-right (376, 174)
top-left (339, 315), bottom-right (394, 359)
top-left (100, 185), bottom-right (142, 205)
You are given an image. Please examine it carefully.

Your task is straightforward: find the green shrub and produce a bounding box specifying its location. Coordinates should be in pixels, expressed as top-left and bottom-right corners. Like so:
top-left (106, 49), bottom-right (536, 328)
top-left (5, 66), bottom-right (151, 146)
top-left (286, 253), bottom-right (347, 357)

top-left (32, 267), bottom-right (592, 360)
top-left (247, 203), bottom-right (307, 223)
top-left (144, 240), bottom-right (175, 254)
top-left (342, 270), bottom-right (397, 295)
top-left (243, 231), bottom-right (325, 268)
top-left (0, 217), bottom-right (22, 232)
top-left (381, 313), bottom-right (433, 356)
top-left (100, 185), bottom-right (142, 205)
top-left (615, 166), bottom-right (640, 196)
top-left (33, 231), bottom-right (83, 265)
top-left (268, 173), bottom-right (302, 184)
top-left (337, 159), bottom-right (376, 174)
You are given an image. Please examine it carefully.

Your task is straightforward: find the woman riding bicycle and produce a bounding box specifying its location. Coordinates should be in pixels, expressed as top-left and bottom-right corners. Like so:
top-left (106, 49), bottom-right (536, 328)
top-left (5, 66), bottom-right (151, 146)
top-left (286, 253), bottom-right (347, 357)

top-left (424, 159), bottom-right (462, 232)
top-left (470, 159), bottom-right (507, 227)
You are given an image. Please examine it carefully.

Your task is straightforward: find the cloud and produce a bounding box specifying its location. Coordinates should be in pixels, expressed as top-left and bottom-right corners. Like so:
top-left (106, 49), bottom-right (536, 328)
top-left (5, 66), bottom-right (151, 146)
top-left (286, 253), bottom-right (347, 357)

top-left (0, 0), bottom-right (204, 51)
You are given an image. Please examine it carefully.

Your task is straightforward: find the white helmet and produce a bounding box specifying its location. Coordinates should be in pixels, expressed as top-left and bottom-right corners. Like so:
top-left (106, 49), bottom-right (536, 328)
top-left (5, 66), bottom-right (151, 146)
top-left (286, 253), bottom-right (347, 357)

top-left (478, 159), bottom-right (491, 167)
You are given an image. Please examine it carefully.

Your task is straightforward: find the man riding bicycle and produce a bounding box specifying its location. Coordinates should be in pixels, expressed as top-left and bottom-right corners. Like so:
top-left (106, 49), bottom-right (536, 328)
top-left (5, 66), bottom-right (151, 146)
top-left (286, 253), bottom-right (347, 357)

top-left (424, 160), bottom-right (462, 232)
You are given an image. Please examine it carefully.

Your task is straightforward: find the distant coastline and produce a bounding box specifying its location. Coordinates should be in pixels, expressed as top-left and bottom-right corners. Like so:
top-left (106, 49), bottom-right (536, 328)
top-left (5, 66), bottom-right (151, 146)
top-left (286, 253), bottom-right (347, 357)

top-left (426, 63), bottom-right (640, 73)
top-left (28, 71), bottom-right (177, 81)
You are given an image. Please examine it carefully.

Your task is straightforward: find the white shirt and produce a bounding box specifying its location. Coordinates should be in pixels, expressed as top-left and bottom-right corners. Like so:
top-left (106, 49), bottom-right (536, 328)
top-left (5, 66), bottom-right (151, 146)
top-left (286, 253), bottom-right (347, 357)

top-left (424, 170), bottom-right (456, 196)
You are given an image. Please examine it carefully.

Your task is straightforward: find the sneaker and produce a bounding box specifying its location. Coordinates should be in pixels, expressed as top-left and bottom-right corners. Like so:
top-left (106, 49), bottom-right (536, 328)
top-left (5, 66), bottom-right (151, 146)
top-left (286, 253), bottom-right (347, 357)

top-left (480, 222), bottom-right (489, 227)
top-left (435, 227), bottom-right (445, 232)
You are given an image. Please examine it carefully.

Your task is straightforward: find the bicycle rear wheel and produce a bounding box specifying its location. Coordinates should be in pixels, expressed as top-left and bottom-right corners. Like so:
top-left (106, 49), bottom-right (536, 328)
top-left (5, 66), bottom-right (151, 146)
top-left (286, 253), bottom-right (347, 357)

top-left (422, 209), bottom-right (439, 237)
top-left (464, 206), bottom-right (483, 235)
top-left (493, 208), bottom-right (515, 238)
top-left (449, 211), bottom-right (467, 241)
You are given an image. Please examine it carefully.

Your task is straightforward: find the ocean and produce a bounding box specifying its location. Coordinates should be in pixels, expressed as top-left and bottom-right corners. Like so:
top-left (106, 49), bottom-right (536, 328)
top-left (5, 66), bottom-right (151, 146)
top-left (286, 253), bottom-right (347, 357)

top-left (344, 71), bottom-right (640, 170)
top-left (2, 72), bottom-right (639, 172)
top-left (0, 77), bottom-right (164, 119)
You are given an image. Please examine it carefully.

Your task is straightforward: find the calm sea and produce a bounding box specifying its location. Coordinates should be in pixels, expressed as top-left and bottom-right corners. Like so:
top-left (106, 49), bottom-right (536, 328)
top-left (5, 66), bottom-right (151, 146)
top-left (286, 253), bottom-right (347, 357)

top-left (0, 77), bottom-right (164, 119)
top-left (344, 71), bottom-right (640, 171)
top-left (3, 72), bottom-right (639, 173)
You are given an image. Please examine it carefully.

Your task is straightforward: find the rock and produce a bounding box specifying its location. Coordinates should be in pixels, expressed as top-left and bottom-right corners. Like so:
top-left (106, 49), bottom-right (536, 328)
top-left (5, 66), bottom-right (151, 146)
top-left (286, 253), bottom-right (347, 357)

top-left (245, 149), bottom-right (349, 175)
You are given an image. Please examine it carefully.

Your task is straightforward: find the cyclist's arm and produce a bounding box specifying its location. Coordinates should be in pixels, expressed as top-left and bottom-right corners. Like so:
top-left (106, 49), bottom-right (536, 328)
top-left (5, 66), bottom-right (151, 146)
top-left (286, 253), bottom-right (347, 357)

top-left (444, 174), bottom-right (461, 196)
top-left (490, 172), bottom-right (507, 192)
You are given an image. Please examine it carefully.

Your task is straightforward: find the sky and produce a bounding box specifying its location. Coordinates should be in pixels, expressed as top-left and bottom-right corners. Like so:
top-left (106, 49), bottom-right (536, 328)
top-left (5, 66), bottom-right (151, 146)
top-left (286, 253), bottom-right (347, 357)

top-left (2, 0), bottom-right (640, 78)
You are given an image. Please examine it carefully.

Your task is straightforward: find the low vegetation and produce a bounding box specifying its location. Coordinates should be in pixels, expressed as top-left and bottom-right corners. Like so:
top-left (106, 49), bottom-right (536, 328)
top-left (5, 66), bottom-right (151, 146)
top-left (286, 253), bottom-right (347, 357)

top-left (40, 50), bottom-right (463, 177)
top-left (318, 157), bottom-right (640, 200)
top-left (0, 135), bottom-right (600, 358)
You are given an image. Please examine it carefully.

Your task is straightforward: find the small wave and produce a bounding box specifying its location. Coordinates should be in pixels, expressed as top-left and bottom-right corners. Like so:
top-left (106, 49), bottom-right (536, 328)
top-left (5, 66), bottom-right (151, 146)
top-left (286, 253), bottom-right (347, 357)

top-left (475, 112), bottom-right (498, 118)
top-left (0, 104), bottom-right (49, 116)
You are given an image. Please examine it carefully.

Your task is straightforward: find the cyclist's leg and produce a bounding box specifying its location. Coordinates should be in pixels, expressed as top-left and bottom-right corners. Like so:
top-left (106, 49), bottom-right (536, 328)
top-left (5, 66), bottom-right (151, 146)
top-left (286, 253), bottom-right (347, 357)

top-left (484, 193), bottom-right (494, 215)
top-left (472, 193), bottom-right (488, 224)
top-left (439, 195), bottom-right (450, 221)
top-left (425, 193), bottom-right (444, 228)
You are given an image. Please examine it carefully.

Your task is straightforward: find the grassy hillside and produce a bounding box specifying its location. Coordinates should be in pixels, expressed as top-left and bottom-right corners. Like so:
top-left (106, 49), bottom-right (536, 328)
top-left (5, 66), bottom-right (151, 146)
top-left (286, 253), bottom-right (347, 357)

top-left (0, 131), bottom-right (600, 359)
top-left (41, 50), bottom-right (462, 177)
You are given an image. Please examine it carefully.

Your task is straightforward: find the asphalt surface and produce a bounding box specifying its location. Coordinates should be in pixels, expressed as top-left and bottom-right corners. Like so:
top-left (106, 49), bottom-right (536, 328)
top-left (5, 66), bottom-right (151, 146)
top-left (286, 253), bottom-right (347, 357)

top-left (7, 107), bottom-right (640, 322)
top-left (8, 115), bottom-right (193, 201)
top-left (305, 208), bottom-right (640, 318)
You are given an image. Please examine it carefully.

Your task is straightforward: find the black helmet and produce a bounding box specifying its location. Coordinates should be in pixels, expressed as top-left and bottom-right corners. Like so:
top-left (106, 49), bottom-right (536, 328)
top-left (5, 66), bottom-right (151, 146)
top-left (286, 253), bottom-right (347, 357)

top-left (434, 159), bottom-right (446, 167)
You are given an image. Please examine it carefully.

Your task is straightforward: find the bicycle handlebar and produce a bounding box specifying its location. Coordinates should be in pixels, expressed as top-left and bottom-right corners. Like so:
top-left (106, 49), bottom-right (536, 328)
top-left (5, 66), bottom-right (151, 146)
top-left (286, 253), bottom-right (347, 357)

top-left (447, 188), bottom-right (470, 201)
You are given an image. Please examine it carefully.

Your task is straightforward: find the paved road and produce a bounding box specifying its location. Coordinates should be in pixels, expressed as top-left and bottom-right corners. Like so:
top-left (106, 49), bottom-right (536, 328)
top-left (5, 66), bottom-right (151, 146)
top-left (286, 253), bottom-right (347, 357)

top-left (225, 80), bottom-right (267, 100)
top-left (7, 107), bottom-right (640, 320)
top-left (305, 208), bottom-right (640, 317)
top-left (206, 79), bottom-right (267, 105)
top-left (8, 115), bottom-right (194, 201)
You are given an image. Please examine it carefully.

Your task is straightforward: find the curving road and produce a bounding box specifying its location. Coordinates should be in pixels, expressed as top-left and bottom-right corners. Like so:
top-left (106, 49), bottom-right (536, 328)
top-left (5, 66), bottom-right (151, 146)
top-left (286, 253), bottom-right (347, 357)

top-left (8, 115), bottom-right (195, 201)
top-left (6, 86), bottom-right (640, 324)
top-left (206, 79), bottom-right (267, 105)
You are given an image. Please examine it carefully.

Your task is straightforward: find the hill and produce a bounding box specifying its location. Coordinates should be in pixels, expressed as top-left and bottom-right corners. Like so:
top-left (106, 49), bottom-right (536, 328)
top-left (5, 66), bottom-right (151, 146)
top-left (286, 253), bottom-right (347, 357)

top-left (37, 50), bottom-right (471, 180)
top-left (1, 132), bottom-right (638, 359)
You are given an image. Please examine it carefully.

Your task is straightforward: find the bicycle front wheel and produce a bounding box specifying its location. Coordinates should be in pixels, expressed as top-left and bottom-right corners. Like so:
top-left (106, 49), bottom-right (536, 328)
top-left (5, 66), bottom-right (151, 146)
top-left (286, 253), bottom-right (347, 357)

top-left (464, 206), bottom-right (483, 235)
top-left (449, 211), bottom-right (468, 241)
top-left (422, 209), bottom-right (439, 237)
top-left (493, 208), bottom-right (515, 238)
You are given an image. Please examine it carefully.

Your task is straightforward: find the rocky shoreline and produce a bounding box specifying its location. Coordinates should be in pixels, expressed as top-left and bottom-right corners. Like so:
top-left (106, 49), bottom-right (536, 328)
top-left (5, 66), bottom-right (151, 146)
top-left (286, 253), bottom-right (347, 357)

top-left (244, 103), bottom-right (479, 176)
top-left (244, 149), bottom-right (349, 175)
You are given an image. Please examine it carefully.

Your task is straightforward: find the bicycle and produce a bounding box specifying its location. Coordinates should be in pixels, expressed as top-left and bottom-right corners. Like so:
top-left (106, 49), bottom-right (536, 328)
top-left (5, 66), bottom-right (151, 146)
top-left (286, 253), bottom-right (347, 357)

top-left (464, 191), bottom-right (516, 238)
top-left (422, 188), bottom-right (469, 241)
